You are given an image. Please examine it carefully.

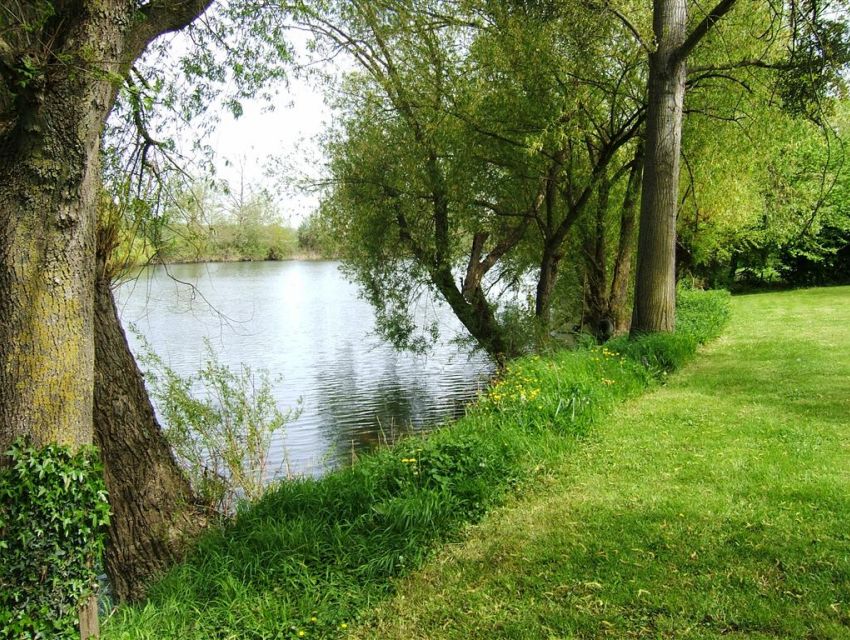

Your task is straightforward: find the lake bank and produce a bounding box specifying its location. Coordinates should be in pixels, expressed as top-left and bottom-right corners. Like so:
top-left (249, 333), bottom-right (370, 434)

top-left (103, 289), bottom-right (730, 638)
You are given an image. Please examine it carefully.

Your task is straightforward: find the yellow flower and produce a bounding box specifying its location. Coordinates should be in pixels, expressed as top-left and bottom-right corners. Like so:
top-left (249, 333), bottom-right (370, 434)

top-left (297, 631), bottom-right (306, 638)
top-left (340, 623), bottom-right (348, 629)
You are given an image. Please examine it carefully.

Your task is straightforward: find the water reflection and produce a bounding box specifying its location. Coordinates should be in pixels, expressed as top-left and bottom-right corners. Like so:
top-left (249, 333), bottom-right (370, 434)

top-left (117, 261), bottom-right (494, 477)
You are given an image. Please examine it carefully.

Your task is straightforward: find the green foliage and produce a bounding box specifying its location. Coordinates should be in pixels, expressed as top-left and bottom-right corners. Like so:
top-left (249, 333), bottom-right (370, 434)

top-left (297, 213), bottom-right (338, 258)
top-left (314, 0), bottom-right (645, 355)
top-left (0, 441), bottom-right (110, 639)
top-left (138, 338), bottom-right (300, 515)
top-left (103, 291), bottom-right (729, 639)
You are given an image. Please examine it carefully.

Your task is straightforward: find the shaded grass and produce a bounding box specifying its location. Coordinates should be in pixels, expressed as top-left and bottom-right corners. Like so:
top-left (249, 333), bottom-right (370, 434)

top-left (103, 290), bottom-right (730, 639)
top-left (354, 286), bottom-right (850, 639)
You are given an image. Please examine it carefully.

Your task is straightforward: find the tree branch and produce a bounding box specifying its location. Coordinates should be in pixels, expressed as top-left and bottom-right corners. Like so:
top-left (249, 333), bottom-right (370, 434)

top-left (688, 58), bottom-right (789, 74)
top-left (610, 7), bottom-right (651, 54)
top-left (674, 0), bottom-right (739, 64)
top-left (124, 0), bottom-right (216, 71)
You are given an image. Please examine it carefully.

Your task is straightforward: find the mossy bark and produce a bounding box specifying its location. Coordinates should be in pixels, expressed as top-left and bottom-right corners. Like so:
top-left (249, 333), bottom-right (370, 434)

top-left (0, 0), bottom-right (214, 624)
top-left (0, 3), bottom-right (129, 456)
top-left (94, 261), bottom-right (206, 602)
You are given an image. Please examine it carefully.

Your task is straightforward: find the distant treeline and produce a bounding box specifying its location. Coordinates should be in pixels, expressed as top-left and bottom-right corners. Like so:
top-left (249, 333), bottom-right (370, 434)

top-left (109, 180), bottom-right (338, 267)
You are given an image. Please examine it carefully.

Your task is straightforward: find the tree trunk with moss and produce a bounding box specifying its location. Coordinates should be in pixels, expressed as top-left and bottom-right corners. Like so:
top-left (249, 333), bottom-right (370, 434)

top-left (0, 0), bottom-right (214, 628)
top-left (94, 251), bottom-right (205, 602)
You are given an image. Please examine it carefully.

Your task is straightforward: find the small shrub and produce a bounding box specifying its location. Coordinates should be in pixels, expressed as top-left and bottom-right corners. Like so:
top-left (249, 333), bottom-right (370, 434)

top-left (138, 337), bottom-right (300, 515)
top-left (675, 287), bottom-right (731, 341)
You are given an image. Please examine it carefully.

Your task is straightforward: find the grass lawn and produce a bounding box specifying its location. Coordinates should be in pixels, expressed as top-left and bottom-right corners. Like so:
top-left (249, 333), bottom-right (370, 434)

top-left (353, 286), bottom-right (850, 639)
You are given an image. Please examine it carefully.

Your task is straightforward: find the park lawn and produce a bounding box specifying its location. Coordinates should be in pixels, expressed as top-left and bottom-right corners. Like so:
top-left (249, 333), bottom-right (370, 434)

top-left (352, 286), bottom-right (850, 639)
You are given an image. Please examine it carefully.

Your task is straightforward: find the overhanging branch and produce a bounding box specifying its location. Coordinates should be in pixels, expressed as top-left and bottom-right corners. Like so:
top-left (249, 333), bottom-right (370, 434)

top-left (124, 0), bottom-right (216, 71)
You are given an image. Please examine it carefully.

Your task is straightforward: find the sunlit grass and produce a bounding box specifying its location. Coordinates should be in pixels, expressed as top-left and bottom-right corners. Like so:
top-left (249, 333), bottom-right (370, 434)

top-left (103, 290), bottom-right (730, 639)
top-left (353, 286), bottom-right (850, 639)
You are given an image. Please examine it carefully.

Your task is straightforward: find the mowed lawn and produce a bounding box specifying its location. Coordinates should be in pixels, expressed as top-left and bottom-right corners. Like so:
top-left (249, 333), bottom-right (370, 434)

top-left (353, 287), bottom-right (850, 639)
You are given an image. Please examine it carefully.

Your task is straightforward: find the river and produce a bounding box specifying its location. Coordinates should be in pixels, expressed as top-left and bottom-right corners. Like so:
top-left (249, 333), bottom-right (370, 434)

top-left (116, 261), bottom-right (495, 478)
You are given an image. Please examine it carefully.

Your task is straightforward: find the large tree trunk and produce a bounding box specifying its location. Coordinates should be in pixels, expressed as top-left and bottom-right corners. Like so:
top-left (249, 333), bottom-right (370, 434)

top-left (0, 13), bottom-right (132, 637)
top-left (631, 0), bottom-right (687, 334)
top-left (0, 85), bottom-right (108, 455)
top-left (0, 4), bottom-right (213, 629)
top-left (534, 164), bottom-right (564, 331)
top-left (94, 258), bottom-right (205, 602)
top-left (0, 0), bottom-right (214, 455)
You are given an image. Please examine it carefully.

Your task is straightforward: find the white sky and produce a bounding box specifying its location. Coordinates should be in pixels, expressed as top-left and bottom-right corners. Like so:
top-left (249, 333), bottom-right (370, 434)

top-left (149, 25), bottom-right (336, 227)
top-left (207, 73), bottom-right (331, 226)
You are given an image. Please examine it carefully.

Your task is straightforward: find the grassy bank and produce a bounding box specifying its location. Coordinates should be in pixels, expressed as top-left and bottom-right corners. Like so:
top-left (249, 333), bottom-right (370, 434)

top-left (353, 286), bottom-right (850, 639)
top-left (103, 290), bottom-right (730, 639)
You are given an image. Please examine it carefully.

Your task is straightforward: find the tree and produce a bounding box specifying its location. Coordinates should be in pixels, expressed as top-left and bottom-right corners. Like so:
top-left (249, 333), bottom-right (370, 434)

top-left (631, 0), bottom-right (850, 333)
top-left (0, 2), bottom-right (221, 630)
top-left (3, 0), bottom-right (297, 613)
top-left (0, 0), bottom-right (217, 453)
top-left (309, 0), bottom-right (645, 359)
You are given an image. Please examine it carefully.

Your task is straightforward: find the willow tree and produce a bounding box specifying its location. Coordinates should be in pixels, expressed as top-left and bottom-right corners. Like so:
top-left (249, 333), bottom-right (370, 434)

top-left (307, 0), bottom-right (646, 359)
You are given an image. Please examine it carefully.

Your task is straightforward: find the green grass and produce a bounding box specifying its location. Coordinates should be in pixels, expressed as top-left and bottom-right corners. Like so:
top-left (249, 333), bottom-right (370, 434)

top-left (352, 286), bottom-right (850, 639)
top-left (102, 289), bottom-right (730, 639)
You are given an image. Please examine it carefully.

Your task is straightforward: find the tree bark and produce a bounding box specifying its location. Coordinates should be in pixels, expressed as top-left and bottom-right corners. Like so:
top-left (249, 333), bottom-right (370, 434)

top-left (0, 7), bottom-right (127, 455)
top-left (582, 178), bottom-right (610, 335)
top-left (0, 0), bottom-right (216, 450)
top-left (608, 153), bottom-right (643, 334)
top-left (631, 0), bottom-right (688, 334)
top-left (534, 160), bottom-right (564, 330)
top-left (0, 1), bottom-right (214, 624)
top-left (93, 256), bottom-right (205, 602)
top-left (535, 244), bottom-right (563, 326)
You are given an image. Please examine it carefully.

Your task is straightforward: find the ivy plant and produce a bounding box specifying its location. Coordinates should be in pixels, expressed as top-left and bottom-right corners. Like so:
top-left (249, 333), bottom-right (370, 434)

top-left (0, 440), bottom-right (110, 639)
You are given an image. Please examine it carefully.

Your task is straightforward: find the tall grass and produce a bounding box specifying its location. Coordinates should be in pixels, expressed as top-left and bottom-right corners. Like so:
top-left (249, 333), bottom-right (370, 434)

top-left (104, 289), bottom-right (730, 639)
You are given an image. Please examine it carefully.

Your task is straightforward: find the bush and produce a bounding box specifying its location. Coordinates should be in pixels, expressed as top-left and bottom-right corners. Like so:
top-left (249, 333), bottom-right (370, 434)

top-left (0, 441), bottom-right (110, 639)
top-left (674, 287), bottom-right (732, 342)
top-left (138, 337), bottom-right (300, 515)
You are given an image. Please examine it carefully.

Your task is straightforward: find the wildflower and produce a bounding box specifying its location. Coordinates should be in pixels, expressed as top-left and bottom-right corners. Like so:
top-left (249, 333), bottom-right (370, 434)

top-left (310, 617), bottom-right (318, 623)
top-left (297, 631), bottom-right (306, 638)
top-left (340, 623), bottom-right (348, 630)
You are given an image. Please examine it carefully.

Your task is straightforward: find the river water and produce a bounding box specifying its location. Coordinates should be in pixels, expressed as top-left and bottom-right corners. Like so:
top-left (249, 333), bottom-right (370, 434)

top-left (116, 261), bottom-right (494, 477)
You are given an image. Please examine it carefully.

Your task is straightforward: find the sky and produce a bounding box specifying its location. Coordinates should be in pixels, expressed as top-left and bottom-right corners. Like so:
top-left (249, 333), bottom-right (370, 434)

top-left (155, 27), bottom-right (336, 227)
top-left (207, 72), bottom-right (331, 226)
